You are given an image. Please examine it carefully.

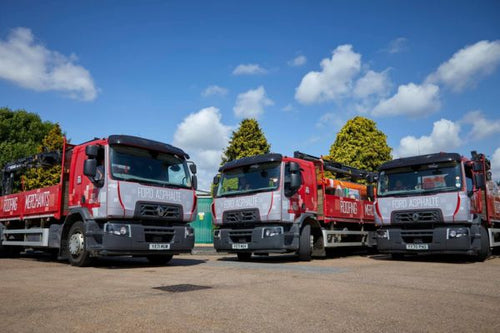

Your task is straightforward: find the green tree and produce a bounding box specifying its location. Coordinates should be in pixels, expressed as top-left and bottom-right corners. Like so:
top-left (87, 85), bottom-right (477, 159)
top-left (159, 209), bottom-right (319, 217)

top-left (22, 124), bottom-right (65, 191)
top-left (217, 118), bottom-right (271, 195)
top-left (221, 118), bottom-right (271, 164)
top-left (327, 116), bottom-right (392, 173)
top-left (0, 107), bottom-right (56, 170)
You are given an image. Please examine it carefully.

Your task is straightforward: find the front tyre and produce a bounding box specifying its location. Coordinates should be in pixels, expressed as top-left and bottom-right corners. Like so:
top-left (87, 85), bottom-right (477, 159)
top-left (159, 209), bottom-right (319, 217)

top-left (146, 255), bottom-right (173, 265)
top-left (476, 226), bottom-right (491, 262)
top-left (298, 224), bottom-right (312, 261)
top-left (67, 222), bottom-right (92, 267)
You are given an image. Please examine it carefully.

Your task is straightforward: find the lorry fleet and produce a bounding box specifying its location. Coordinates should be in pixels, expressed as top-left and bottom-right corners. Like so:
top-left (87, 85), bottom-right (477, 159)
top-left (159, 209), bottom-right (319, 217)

top-left (1, 133), bottom-right (499, 265)
top-left (0, 135), bottom-right (197, 266)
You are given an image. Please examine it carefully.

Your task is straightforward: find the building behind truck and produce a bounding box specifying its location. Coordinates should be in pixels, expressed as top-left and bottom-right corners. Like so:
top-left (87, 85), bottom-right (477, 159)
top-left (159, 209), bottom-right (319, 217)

top-left (211, 151), bottom-right (377, 261)
top-left (0, 135), bottom-right (197, 266)
top-left (375, 151), bottom-right (500, 260)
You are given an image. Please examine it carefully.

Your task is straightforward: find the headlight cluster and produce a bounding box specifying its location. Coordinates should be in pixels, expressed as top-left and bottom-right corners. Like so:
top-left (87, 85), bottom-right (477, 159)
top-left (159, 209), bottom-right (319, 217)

top-left (185, 227), bottom-right (194, 238)
top-left (262, 226), bottom-right (283, 238)
top-left (213, 229), bottom-right (221, 239)
top-left (104, 223), bottom-right (131, 237)
top-left (447, 227), bottom-right (468, 239)
top-left (376, 229), bottom-right (390, 239)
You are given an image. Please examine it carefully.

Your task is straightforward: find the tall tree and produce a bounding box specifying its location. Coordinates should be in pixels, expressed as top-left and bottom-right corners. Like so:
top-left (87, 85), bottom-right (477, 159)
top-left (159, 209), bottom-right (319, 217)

top-left (327, 116), bottom-right (392, 172)
top-left (221, 118), bottom-right (271, 164)
top-left (0, 107), bottom-right (56, 170)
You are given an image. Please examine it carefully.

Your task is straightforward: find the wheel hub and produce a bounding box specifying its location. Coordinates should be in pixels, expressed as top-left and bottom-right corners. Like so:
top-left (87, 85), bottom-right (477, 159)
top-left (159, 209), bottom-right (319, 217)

top-left (69, 232), bottom-right (84, 256)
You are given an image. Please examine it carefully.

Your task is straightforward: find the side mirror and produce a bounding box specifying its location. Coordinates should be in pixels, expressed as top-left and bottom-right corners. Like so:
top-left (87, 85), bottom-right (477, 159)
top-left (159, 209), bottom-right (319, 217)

top-left (474, 173), bottom-right (485, 190)
top-left (290, 173), bottom-right (301, 190)
top-left (213, 175), bottom-right (220, 186)
top-left (191, 175), bottom-right (198, 190)
top-left (289, 162), bottom-right (300, 173)
top-left (85, 145), bottom-right (98, 158)
top-left (367, 185), bottom-right (375, 201)
top-left (84, 159), bottom-right (97, 178)
top-left (189, 162), bottom-right (197, 175)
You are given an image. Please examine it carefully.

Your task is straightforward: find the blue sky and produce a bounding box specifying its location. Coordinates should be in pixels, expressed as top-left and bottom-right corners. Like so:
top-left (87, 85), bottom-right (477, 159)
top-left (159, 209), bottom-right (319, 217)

top-left (1, 0), bottom-right (499, 189)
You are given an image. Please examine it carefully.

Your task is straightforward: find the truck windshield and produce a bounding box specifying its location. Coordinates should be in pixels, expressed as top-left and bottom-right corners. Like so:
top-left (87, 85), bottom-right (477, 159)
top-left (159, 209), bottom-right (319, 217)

top-left (110, 145), bottom-right (191, 188)
top-left (377, 162), bottom-right (462, 197)
top-left (217, 162), bottom-right (281, 197)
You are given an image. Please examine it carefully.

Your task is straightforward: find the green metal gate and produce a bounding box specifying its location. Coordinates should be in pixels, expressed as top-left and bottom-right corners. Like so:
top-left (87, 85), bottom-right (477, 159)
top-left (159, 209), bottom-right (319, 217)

top-left (190, 196), bottom-right (213, 244)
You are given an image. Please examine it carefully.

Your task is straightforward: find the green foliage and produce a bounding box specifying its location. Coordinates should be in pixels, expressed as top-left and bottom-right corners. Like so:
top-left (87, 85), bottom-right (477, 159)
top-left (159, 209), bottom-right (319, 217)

top-left (0, 107), bottom-right (56, 170)
top-left (221, 119), bottom-right (271, 165)
top-left (0, 108), bottom-right (64, 192)
top-left (22, 124), bottom-right (65, 191)
top-left (327, 116), bottom-right (392, 173)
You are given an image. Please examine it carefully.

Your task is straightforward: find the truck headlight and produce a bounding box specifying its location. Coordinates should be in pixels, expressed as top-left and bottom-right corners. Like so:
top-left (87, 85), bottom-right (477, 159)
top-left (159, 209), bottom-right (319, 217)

top-left (185, 226), bottom-right (194, 238)
top-left (447, 228), bottom-right (468, 239)
top-left (262, 227), bottom-right (283, 238)
top-left (104, 223), bottom-right (131, 237)
top-left (214, 229), bottom-right (221, 239)
top-left (376, 229), bottom-right (390, 239)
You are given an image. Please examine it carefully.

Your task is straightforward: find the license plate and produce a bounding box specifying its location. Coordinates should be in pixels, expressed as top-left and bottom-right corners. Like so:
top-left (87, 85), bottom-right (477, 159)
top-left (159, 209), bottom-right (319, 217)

top-left (149, 243), bottom-right (170, 250)
top-left (406, 244), bottom-right (429, 250)
top-left (232, 243), bottom-right (249, 249)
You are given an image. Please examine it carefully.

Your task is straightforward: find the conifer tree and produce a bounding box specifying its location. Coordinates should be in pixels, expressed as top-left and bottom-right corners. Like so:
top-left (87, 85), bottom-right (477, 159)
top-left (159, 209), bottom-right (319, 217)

top-left (327, 116), bottom-right (392, 173)
top-left (221, 118), bottom-right (271, 164)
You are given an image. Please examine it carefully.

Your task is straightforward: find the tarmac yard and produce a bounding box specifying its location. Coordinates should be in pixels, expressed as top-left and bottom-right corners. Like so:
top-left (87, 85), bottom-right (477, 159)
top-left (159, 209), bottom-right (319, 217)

top-left (1, 252), bottom-right (499, 333)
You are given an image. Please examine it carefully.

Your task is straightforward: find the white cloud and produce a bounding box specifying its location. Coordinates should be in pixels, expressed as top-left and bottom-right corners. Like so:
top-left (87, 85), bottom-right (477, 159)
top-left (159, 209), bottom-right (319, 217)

top-left (395, 119), bottom-right (461, 158)
top-left (386, 37), bottom-right (408, 54)
top-left (0, 27), bottom-right (98, 101)
top-left (233, 86), bottom-right (274, 119)
top-left (372, 83), bottom-right (440, 117)
top-left (173, 107), bottom-right (232, 190)
top-left (462, 110), bottom-right (500, 140)
top-left (232, 64), bottom-right (267, 75)
top-left (426, 40), bottom-right (500, 92)
top-left (353, 70), bottom-right (391, 99)
top-left (295, 44), bottom-right (361, 104)
top-left (491, 148), bottom-right (500, 182)
top-left (202, 85), bottom-right (228, 97)
top-left (282, 104), bottom-right (294, 112)
top-left (315, 112), bottom-right (344, 129)
top-left (288, 55), bottom-right (307, 67)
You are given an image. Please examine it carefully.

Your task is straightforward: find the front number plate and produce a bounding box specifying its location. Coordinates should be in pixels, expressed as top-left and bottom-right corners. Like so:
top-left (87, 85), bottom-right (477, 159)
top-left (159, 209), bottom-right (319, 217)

top-left (406, 244), bottom-right (429, 250)
top-left (232, 243), bottom-right (249, 249)
top-left (149, 243), bottom-right (170, 250)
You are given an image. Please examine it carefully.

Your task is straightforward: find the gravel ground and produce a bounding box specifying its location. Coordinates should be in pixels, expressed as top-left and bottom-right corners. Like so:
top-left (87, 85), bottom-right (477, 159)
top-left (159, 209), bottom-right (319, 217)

top-left (1, 251), bottom-right (499, 333)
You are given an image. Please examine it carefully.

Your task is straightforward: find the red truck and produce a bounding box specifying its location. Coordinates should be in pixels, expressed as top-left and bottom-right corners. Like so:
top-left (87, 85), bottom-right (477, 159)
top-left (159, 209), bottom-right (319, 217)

top-left (0, 135), bottom-right (197, 266)
top-left (375, 151), bottom-right (500, 260)
top-left (212, 152), bottom-right (377, 260)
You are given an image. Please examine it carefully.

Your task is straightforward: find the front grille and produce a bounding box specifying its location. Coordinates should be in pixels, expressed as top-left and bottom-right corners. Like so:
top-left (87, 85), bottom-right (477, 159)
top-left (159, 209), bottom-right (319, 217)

top-left (392, 210), bottom-right (442, 224)
top-left (223, 209), bottom-right (260, 224)
top-left (401, 230), bottom-right (433, 244)
top-left (144, 227), bottom-right (175, 243)
top-left (135, 202), bottom-right (182, 220)
top-left (229, 230), bottom-right (253, 243)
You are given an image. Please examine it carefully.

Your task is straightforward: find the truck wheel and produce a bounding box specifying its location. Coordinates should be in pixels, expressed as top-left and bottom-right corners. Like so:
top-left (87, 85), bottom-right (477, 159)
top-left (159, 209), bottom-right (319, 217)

top-left (67, 222), bottom-right (92, 267)
top-left (146, 255), bottom-right (173, 265)
top-left (298, 224), bottom-right (312, 261)
top-left (237, 252), bottom-right (251, 261)
top-left (476, 226), bottom-right (491, 262)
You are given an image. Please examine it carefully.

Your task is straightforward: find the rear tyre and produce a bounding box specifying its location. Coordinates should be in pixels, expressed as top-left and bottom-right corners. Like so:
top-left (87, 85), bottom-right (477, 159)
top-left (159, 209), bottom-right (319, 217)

top-left (146, 254), bottom-right (173, 265)
top-left (237, 252), bottom-right (252, 261)
top-left (298, 224), bottom-right (312, 261)
top-left (476, 226), bottom-right (491, 262)
top-left (67, 222), bottom-right (93, 267)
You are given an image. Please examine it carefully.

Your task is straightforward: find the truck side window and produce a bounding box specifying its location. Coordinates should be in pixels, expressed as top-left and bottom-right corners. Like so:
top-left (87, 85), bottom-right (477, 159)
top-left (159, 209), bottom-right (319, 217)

top-left (465, 167), bottom-right (473, 194)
